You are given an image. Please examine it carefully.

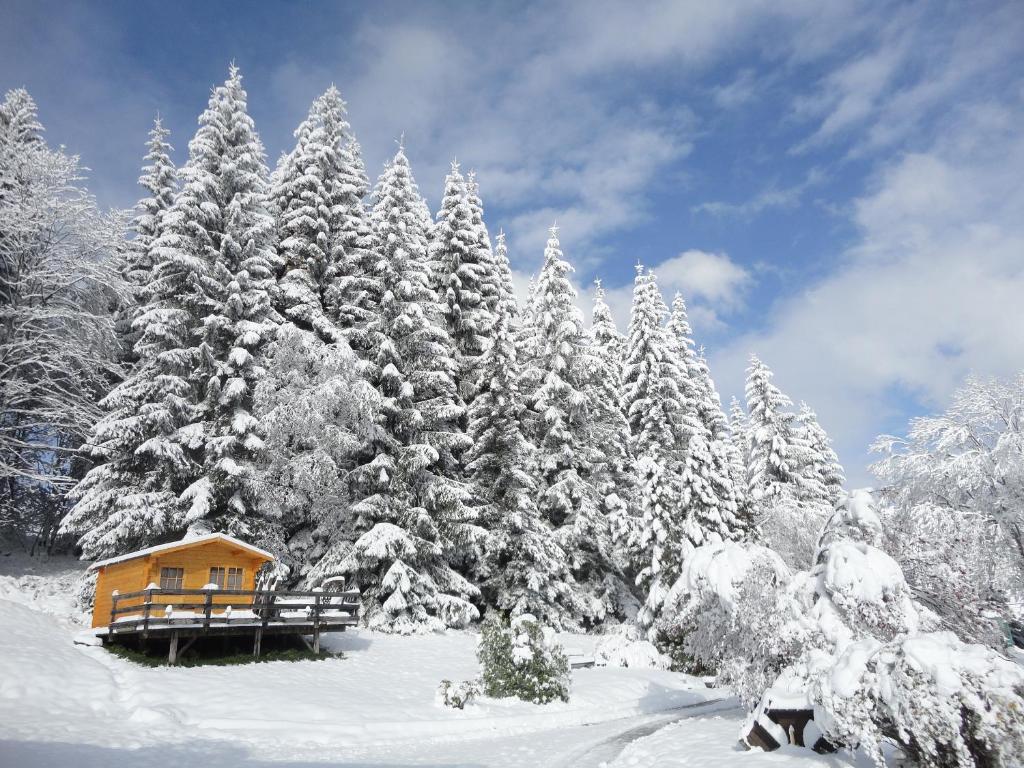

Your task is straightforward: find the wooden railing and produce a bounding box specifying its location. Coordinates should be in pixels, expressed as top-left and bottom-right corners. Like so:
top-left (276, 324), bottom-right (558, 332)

top-left (108, 586), bottom-right (360, 653)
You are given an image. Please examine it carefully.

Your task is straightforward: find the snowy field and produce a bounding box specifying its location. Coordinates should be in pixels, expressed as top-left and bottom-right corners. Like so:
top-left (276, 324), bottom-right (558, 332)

top-left (0, 555), bottom-right (877, 768)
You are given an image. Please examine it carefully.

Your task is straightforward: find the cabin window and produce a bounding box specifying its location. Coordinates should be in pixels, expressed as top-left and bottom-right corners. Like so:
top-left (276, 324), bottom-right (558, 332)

top-left (159, 567), bottom-right (184, 590)
top-left (209, 567), bottom-right (244, 590)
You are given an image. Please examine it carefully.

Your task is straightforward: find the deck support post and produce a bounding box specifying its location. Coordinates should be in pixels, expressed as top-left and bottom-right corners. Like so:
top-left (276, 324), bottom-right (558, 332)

top-left (168, 631), bottom-right (179, 665)
top-left (253, 627), bottom-right (262, 658)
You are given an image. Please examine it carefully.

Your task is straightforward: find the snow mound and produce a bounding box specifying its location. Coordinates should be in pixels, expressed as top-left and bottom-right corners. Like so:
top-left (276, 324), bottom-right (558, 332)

top-left (595, 625), bottom-right (670, 669)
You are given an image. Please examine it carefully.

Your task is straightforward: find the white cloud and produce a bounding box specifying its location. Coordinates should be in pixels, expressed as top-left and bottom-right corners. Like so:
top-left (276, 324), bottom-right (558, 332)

top-left (712, 97), bottom-right (1024, 485)
top-left (692, 167), bottom-right (826, 218)
top-left (598, 249), bottom-right (751, 337)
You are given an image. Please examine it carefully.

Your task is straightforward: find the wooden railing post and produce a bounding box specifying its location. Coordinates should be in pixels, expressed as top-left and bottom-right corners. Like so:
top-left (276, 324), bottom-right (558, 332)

top-left (203, 590), bottom-right (212, 633)
top-left (313, 593), bottom-right (321, 655)
top-left (143, 588), bottom-right (152, 636)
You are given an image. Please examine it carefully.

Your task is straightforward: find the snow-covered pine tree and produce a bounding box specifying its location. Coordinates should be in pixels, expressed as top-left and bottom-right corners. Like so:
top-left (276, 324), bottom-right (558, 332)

top-left (166, 65), bottom-right (280, 543)
top-left (588, 282), bottom-right (637, 579)
top-left (679, 432), bottom-right (743, 554)
top-left (271, 89), bottom-right (346, 344)
top-left (324, 96), bottom-right (376, 344)
top-left (466, 305), bottom-right (577, 627)
top-left (725, 396), bottom-right (756, 539)
top-left (63, 109), bottom-right (216, 558)
top-left (253, 323), bottom-right (378, 580)
top-left (727, 396), bottom-right (749, 480)
top-left (493, 230), bottom-right (519, 324)
top-left (744, 355), bottom-right (829, 569)
top-left (465, 171), bottom-right (501, 318)
top-left (429, 162), bottom-right (495, 404)
top-left (795, 403), bottom-right (845, 507)
top-left (666, 294), bottom-right (728, 441)
top-left (744, 354), bottom-right (795, 502)
top-left (336, 145), bottom-right (480, 633)
top-left (622, 269), bottom-right (700, 629)
top-left (115, 117), bottom-right (177, 362)
top-left (528, 227), bottom-right (622, 626)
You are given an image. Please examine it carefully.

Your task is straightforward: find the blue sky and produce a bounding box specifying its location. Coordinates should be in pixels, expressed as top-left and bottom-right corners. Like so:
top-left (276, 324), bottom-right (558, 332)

top-left (4, 0), bottom-right (1024, 484)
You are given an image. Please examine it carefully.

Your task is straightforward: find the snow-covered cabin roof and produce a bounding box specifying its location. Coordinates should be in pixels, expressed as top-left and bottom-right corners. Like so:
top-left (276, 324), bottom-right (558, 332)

top-left (88, 533), bottom-right (275, 571)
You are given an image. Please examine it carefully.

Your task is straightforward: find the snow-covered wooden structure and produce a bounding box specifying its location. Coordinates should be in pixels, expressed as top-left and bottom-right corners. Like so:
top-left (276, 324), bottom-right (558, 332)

top-left (89, 534), bottom-right (358, 662)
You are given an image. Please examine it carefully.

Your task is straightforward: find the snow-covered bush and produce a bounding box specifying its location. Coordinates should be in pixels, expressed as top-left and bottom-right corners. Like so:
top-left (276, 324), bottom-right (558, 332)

top-left (436, 679), bottom-right (479, 710)
top-left (811, 632), bottom-right (1024, 767)
top-left (594, 624), bottom-right (670, 669)
top-left (659, 540), bottom-right (814, 704)
top-left (478, 613), bottom-right (570, 704)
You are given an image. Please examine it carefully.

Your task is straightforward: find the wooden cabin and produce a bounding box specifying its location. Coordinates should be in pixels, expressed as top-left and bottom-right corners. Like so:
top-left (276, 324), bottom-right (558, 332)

top-left (89, 533), bottom-right (275, 629)
top-left (88, 533), bottom-right (359, 663)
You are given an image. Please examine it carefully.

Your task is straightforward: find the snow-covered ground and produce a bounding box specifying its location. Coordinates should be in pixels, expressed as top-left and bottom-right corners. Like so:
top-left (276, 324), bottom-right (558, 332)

top-left (0, 555), bottom-right (877, 767)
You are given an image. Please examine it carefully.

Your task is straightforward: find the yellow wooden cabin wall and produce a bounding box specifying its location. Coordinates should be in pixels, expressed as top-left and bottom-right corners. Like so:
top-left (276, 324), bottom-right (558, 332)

top-left (91, 540), bottom-right (273, 628)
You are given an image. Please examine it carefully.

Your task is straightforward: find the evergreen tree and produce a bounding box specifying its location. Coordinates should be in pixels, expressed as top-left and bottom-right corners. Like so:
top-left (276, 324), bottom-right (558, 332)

top-left (530, 226), bottom-right (620, 625)
top-left (466, 307), bottom-right (577, 627)
top-left (429, 162), bottom-right (495, 404)
top-left (63, 114), bottom-right (210, 557)
top-left (744, 355), bottom-right (796, 502)
top-left (465, 171), bottom-right (501, 317)
top-left (588, 282), bottom-right (636, 576)
top-left (622, 269), bottom-right (694, 629)
top-left (794, 403), bottom-right (845, 506)
top-left (116, 117), bottom-right (177, 361)
top-left (271, 90), bottom-right (344, 343)
top-left (336, 146), bottom-right (480, 632)
top-left (177, 65), bottom-right (280, 541)
top-left (624, 272), bottom-right (696, 465)
top-left (679, 432), bottom-right (744, 553)
top-left (492, 230), bottom-right (519, 323)
top-left (726, 396), bottom-right (756, 538)
top-left (728, 396), bottom-right (749, 474)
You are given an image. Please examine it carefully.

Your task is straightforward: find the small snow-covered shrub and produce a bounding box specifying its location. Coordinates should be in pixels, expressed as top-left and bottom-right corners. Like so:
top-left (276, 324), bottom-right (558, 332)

top-left (478, 613), bottom-right (570, 704)
top-left (811, 632), bottom-right (1024, 767)
top-left (436, 679), bottom-right (479, 710)
top-left (595, 624), bottom-right (670, 669)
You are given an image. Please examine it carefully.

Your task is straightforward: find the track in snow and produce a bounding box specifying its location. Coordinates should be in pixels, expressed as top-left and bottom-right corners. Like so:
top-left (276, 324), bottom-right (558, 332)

top-left (553, 697), bottom-right (743, 768)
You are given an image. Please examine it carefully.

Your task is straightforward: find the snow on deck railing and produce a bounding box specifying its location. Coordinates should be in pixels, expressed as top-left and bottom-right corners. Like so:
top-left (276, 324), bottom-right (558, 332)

top-left (107, 586), bottom-right (361, 636)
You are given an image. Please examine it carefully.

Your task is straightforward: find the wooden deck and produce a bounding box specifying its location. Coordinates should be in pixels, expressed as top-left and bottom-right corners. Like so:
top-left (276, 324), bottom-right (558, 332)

top-left (102, 586), bottom-right (360, 662)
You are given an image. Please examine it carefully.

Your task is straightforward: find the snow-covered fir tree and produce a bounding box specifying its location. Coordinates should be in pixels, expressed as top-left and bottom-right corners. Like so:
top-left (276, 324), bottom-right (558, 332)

top-left (177, 65), bottom-right (280, 542)
top-left (68, 67), bottom-right (285, 556)
top-left (253, 323), bottom-right (379, 579)
top-left (794, 403), bottom-right (845, 507)
top-left (588, 282), bottom-right (637, 577)
top-left (744, 354), bottom-right (795, 502)
top-left (465, 171), bottom-right (501, 318)
top-left (745, 355), bottom-right (833, 569)
top-left (337, 145), bottom-right (481, 632)
top-left (271, 88), bottom-right (350, 344)
top-left (727, 396), bottom-right (750, 480)
top-left (116, 117), bottom-right (177, 361)
top-left (272, 86), bottom-right (374, 344)
top-left (529, 226), bottom-right (622, 625)
top-left (466, 306), bottom-right (577, 627)
top-left (678, 432), bottom-right (744, 554)
top-left (429, 162), bottom-right (495, 404)
top-left (622, 268), bottom-right (695, 628)
top-left (492, 231), bottom-right (519, 325)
